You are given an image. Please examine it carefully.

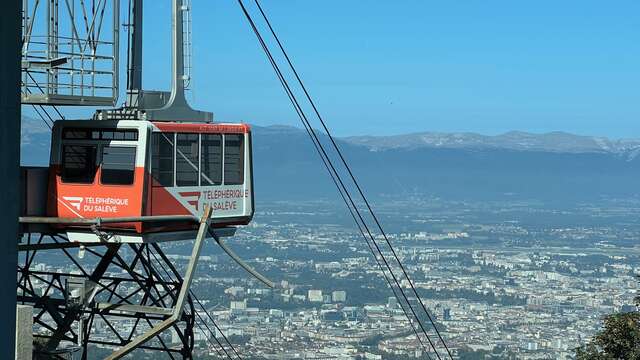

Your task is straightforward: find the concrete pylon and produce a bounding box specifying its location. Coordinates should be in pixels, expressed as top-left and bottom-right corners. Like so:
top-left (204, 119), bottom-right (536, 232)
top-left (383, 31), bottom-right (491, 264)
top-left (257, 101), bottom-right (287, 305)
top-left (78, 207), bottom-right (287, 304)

top-left (15, 305), bottom-right (33, 360)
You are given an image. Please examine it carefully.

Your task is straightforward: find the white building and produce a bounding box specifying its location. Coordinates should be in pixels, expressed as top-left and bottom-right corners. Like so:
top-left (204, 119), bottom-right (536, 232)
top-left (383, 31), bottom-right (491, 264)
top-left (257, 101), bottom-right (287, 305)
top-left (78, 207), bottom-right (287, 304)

top-left (308, 290), bottom-right (323, 302)
top-left (332, 290), bottom-right (347, 302)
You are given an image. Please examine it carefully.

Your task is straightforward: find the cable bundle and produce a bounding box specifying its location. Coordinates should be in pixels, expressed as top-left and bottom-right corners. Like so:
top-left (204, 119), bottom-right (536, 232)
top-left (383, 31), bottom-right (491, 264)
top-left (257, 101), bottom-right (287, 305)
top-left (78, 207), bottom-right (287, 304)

top-left (236, 1), bottom-right (454, 358)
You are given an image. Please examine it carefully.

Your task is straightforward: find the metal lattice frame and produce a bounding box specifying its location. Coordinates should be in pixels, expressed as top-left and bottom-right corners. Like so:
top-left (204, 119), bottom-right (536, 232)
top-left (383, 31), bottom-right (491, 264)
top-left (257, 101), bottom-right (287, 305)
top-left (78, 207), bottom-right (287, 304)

top-left (21, 0), bottom-right (119, 106)
top-left (18, 233), bottom-right (196, 359)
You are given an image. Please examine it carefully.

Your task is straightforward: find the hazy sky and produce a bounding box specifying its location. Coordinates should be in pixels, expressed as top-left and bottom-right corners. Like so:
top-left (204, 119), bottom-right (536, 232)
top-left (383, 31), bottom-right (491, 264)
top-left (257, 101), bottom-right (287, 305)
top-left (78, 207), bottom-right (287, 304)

top-left (32, 1), bottom-right (640, 138)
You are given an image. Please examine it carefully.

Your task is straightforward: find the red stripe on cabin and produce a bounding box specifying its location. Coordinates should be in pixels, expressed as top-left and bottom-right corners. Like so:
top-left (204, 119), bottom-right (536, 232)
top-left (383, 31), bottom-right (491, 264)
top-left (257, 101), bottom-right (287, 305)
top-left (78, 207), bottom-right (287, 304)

top-left (179, 191), bottom-right (201, 197)
top-left (147, 176), bottom-right (193, 217)
top-left (152, 122), bottom-right (251, 134)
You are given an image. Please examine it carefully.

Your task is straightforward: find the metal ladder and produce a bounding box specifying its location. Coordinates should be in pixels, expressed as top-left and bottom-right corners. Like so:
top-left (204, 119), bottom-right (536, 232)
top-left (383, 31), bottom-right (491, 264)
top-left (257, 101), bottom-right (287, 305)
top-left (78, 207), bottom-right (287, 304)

top-left (182, 0), bottom-right (193, 90)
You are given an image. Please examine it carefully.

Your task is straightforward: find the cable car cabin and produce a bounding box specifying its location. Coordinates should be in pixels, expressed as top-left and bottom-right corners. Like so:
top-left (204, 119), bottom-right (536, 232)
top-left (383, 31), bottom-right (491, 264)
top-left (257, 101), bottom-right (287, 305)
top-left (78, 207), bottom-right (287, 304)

top-left (47, 120), bottom-right (254, 236)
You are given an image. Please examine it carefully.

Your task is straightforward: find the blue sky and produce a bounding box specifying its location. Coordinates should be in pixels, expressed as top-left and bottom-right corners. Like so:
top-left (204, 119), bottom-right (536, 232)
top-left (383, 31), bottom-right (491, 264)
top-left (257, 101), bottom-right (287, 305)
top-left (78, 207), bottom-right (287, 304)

top-left (33, 1), bottom-right (640, 137)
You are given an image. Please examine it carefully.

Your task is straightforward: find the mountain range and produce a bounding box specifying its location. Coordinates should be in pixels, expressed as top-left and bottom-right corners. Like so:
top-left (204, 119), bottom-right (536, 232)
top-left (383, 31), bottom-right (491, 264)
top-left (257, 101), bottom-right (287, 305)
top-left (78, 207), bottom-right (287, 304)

top-left (20, 116), bottom-right (640, 203)
top-left (346, 131), bottom-right (640, 159)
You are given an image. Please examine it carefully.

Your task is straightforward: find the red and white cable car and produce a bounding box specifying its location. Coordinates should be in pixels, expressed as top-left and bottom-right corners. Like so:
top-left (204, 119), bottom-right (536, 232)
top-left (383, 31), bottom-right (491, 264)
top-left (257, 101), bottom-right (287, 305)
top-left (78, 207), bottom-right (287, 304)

top-left (46, 119), bottom-right (254, 236)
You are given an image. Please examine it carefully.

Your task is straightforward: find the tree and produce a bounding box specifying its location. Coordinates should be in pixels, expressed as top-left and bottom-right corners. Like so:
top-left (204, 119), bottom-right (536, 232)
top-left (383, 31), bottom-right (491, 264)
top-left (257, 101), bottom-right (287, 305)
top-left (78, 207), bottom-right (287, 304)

top-left (575, 276), bottom-right (640, 359)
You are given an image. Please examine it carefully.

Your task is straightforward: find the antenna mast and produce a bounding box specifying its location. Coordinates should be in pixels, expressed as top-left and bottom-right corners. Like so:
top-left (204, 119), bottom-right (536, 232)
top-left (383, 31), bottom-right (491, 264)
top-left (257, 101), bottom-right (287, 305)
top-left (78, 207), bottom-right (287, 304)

top-left (126, 0), bottom-right (143, 105)
top-left (123, 0), bottom-right (211, 122)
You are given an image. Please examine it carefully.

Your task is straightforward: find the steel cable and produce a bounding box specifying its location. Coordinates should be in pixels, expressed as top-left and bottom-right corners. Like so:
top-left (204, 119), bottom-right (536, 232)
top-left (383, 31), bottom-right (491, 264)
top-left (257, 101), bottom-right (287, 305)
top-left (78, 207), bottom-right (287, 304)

top-left (249, 3), bottom-right (454, 357)
top-left (236, 1), bottom-right (450, 357)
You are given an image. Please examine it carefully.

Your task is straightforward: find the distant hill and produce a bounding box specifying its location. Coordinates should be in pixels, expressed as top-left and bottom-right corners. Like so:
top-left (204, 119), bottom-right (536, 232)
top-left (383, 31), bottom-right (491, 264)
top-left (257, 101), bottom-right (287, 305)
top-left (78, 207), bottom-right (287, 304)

top-left (345, 131), bottom-right (640, 159)
top-left (252, 125), bottom-right (640, 203)
top-left (20, 117), bottom-right (640, 203)
top-left (21, 115), bottom-right (51, 166)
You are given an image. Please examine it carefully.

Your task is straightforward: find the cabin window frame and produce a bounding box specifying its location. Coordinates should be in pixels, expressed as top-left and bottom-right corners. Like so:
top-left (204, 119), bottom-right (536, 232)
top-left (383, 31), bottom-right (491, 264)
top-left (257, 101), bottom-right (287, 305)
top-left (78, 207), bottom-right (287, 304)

top-left (175, 133), bottom-right (200, 187)
top-left (99, 145), bottom-right (137, 186)
top-left (151, 132), bottom-right (176, 187)
top-left (223, 133), bottom-right (245, 185)
top-left (150, 131), bottom-right (247, 188)
top-left (200, 133), bottom-right (223, 186)
top-left (62, 128), bottom-right (138, 141)
top-left (60, 144), bottom-right (99, 184)
top-left (59, 127), bottom-right (140, 185)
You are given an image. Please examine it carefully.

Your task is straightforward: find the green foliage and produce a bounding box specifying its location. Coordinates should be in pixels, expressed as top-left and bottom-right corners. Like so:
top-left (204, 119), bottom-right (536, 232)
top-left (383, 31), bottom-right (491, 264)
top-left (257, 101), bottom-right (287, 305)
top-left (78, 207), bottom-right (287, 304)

top-left (575, 276), bottom-right (640, 360)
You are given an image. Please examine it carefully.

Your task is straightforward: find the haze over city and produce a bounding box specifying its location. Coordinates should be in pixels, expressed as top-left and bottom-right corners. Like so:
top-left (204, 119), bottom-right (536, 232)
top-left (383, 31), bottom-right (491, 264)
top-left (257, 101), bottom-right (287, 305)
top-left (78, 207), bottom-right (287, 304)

top-left (8, 1), bottom-right (640, 359)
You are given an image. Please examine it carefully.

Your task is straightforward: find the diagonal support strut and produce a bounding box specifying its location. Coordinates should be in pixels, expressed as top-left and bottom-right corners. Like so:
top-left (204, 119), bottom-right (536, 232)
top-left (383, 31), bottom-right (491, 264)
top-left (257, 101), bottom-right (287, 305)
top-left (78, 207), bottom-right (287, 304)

top-left (105, 205), bottom-right (212, 360)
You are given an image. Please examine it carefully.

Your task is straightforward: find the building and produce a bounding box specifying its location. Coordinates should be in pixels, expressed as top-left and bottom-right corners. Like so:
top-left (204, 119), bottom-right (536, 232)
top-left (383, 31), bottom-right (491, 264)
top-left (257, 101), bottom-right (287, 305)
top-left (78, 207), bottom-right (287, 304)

top-left (387, 297), bottom-right (398, 308)
top-left (332, 291), bottom-right (347, 303)
top-left (308, 290), bottom-right (323, 302)
top-left (230, 299), bottom-right (247, 314)
top-left (443, 308), bottom-right (451, 321)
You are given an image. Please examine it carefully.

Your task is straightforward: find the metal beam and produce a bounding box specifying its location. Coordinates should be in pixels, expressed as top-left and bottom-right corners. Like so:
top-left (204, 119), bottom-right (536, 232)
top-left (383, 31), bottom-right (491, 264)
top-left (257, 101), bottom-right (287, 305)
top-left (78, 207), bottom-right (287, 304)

top-left (45, 244), bottom-right (121, 351)
top-left (210, 229), bottom-right (276, 288)
top-left (126, 0), bottom-right (143, 100)
top-left (20, 214), bottom-right (198, 224)
top-left (0, 0), bottom-right (21, 358)
top-left (95, 303), bottom-right (174, 316)
top-left (106, 205), bottom-right (212, 359)
top-left (18, 233), bottom-right (198, 357)
top-left (143, 0), bottom-right (212, 122)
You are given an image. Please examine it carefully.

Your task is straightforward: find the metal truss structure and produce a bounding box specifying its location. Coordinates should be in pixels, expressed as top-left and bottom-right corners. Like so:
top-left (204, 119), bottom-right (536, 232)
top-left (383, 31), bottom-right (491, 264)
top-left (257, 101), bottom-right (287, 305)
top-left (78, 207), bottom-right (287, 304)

top-left (21, 0), bottom-right (120, 106)
top-left (18, 233), bottom-right (198, 359)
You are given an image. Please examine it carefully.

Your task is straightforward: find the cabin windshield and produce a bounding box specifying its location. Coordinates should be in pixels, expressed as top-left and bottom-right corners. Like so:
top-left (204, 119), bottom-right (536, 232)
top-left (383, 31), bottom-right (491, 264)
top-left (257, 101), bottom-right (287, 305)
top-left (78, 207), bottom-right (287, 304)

top-left (60, 127), bottom-right (138, 185)
top-left (101, 146), bottom-right (136, 185)
top-left (61, 145), bottom-right (97, 183)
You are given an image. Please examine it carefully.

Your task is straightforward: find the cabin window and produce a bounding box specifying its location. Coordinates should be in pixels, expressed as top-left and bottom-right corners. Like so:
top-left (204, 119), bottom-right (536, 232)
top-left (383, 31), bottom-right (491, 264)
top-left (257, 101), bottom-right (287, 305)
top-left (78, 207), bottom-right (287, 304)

top-left (100, 129), bottom-right (138, 141)
top-left (101, 146), bottom-right (136, 185)
top-left (201, 134), bottom-right (222, 185)
top-left (151, 133), bottom-right (175, 186)
top-left (63, 128), bottom-right (138, 141)
top-left (61, 145), bottom-right (97, 183)
top-left (63, 128), bottom-right (92, 139)
top-left (176, 133), bottom-right (199, 186)
top-left (224, 134), bottom-right (244, 185)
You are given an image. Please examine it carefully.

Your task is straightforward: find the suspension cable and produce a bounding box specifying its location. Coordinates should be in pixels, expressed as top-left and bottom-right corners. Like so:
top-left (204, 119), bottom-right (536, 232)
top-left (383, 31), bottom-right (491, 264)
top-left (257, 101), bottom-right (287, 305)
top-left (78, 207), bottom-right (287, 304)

top-left (250, 5), bottom-right (454, 357)
top-left (29, 104), bottom-right (52, 130)
top-left (273, 48), bottom-right (430, 356)
top-left (236, 1), bottom-right (451, 357)
top-left (191, 292), bottom-right (245, 360)
top-left (235, 2), bottom-right (432, 355)
top-left (25, 71), bottom-right (66, 121)
top-left (148, 245), bottom-right (241, 359)
top-left (258, 39), bottom-right (432, 356)
top-left (247, 8), bottom-right (452, 355)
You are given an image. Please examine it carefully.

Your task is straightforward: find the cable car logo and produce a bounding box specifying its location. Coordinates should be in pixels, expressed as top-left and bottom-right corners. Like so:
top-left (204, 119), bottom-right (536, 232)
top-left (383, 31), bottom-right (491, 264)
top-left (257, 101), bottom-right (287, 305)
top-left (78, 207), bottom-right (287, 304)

top-left (178, 191), bottom-right (201, 210)
top-left (62, 196), bottom-right (84, 211)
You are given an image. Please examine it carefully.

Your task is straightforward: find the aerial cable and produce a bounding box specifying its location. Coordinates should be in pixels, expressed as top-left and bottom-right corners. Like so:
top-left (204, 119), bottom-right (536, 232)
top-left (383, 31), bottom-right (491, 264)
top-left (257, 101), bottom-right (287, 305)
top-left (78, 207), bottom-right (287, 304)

top-left (190, 292), bottom-right (245, 360)
top-left (149, 245), bottom-right (242, 359)
top-left (329, 173), bottom-right (433, 358)
top-left (229, 12), bottom-right (430, 352)
top-left (193, 317), bottom-right (228, 359)
top-left (207, 228), bottom-right (275, 289)
top-left (35, 104), bottom-right (56, 128)
top-left (235, 1), bottom-right (441, 356)
top-left (235, 15), bottom-right (431, 354)
top-left (150, 249), bottom-right (238, 359)
top-left (22, 71), bottom-right (66, 132)
top-left (25, 71), bottom-right (66, 121)
top-left (247, 2), bottom-right (454, 358)
top-left (21, 84), bottom-right (53, 129)
top-left (191, 299), bottom-right (235, 359)
top-left (236, 1), bottom-right (444, 357)
top-left (253, 46), bottom-right (432, 355)
top-left (148, 245), bottom-right (242, 359)
top-left (29, 105), bottom-right (52, 130)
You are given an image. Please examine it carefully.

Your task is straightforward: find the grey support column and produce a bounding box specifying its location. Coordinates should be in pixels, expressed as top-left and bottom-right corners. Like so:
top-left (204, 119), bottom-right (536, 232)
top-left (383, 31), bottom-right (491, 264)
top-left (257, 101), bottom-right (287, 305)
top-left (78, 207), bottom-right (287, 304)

top-left (0, 0), bottom-right (22, 358)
